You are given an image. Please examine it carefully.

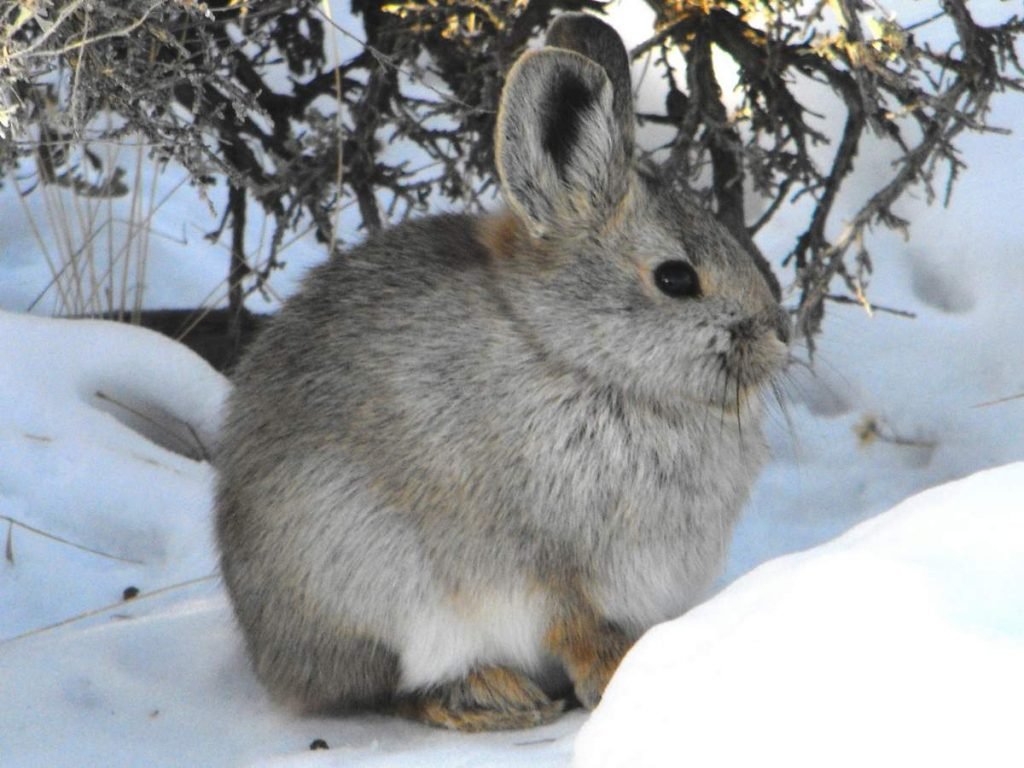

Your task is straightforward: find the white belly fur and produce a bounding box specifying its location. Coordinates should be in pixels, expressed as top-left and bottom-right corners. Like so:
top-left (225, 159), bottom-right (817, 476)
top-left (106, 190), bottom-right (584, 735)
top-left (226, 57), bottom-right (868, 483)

top-left (393, 555), bottom-right (713, 691)
top-left (396, 586), bottom-right (553, 691)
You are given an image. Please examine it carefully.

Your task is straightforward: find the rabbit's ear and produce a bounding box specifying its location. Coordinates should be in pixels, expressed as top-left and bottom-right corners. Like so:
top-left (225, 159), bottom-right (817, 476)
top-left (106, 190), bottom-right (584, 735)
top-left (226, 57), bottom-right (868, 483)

top-left (496, 49), bottom-right (632, 238)
top-left (545, 13), bottom-right (634, 151)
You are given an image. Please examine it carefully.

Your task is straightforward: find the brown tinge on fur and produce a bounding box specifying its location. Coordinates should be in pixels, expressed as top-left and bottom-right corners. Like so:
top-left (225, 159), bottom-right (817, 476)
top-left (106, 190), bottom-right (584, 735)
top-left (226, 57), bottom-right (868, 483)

top-left (544, 603), bottom-right (635, 709)
top-left (476, 211), bottom-right (526, 261)
top-left (475, 211), bottom-right (567, 271)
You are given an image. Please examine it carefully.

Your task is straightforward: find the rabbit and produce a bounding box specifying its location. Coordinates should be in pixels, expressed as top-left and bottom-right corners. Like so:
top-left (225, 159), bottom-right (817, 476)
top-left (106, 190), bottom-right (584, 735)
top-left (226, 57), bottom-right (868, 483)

top-left (215, 12), bottom-right (790, 732)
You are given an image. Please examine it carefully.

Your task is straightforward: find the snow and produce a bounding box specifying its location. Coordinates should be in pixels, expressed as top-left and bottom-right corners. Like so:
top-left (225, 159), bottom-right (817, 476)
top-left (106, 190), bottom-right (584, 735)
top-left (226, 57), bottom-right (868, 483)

top-left (0, 312), bottom-right (227, 639)
top-left (575, 463), bottom-right (1024, 768)
top-left (3, 3), bottom-right (1024, 766)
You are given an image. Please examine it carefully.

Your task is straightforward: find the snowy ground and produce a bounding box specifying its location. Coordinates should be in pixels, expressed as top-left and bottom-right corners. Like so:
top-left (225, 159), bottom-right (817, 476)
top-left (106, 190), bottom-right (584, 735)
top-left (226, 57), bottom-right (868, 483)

top-left (1, 302), bottom-right (1021, 768)
top-left (3, 5), bottom-right (1024, 767)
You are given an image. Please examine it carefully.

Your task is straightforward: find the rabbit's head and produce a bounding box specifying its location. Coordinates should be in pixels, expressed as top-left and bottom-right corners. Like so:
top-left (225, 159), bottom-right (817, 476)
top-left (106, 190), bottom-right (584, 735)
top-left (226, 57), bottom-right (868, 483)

top-left (489, 14), bottom-right (789, 413)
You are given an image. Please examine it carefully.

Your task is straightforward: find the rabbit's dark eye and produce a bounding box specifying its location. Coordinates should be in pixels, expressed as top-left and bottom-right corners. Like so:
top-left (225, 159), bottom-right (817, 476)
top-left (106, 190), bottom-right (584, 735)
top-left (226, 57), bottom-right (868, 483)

top-left (654, 261), bottom-right (701, 299)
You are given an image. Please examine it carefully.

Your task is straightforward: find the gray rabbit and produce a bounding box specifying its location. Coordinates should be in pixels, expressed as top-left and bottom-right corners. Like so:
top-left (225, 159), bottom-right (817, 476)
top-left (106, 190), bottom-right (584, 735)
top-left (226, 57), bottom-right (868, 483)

top-left (216, 13), bottom-right (790, 732)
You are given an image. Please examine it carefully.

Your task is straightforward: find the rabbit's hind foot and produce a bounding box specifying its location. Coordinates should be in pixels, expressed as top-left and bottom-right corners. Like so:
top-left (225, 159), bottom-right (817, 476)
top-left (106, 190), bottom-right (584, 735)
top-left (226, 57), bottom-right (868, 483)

top-left (395, 666), bottom-right (565, 732)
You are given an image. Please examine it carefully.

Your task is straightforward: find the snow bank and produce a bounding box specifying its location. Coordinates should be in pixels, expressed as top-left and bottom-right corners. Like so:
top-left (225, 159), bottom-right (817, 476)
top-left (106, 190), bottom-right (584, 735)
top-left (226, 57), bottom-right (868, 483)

top-left (0, 310), bottom-right (228, 639)
top-left (575, 463), bottom-right (1024, 768)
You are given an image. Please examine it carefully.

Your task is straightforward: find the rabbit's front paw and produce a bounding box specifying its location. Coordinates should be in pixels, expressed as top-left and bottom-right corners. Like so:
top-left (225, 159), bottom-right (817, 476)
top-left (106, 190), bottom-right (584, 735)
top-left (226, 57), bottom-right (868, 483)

top-left (546, 614), bottom-right (634, 710)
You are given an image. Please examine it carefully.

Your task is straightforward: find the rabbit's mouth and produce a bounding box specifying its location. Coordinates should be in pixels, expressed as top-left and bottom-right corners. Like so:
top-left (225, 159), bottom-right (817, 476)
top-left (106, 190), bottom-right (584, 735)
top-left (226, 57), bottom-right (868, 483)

top-left (699, 331), bottom-right (789, 416)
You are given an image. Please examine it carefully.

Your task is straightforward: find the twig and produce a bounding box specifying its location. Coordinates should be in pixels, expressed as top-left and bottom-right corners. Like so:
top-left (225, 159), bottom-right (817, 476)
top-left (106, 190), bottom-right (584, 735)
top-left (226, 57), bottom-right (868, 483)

top-left (0, 514), bottom-right (144, 565)
top-left (824, 293), bottom-right (917, 319)
top-left (313, 6), bottom-right (487, 113)
top-left (972, 393), bottom-right (1024, 409)
top-left (0, 574), bottom-right (218, 646)
top-left (94, 390), bottom-right (211, 461)
top-left (855, 415), bottom-right (937, 450)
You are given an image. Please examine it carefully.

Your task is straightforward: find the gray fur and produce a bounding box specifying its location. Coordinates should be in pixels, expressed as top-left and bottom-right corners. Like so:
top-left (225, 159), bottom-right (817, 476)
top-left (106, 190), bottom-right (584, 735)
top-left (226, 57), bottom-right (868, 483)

top-left (545, 12), bottom-right (636, 150)
top-left (496, 49), bottom-right (630, 238)
top-left (216, 14), bottom-right (789, 718)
